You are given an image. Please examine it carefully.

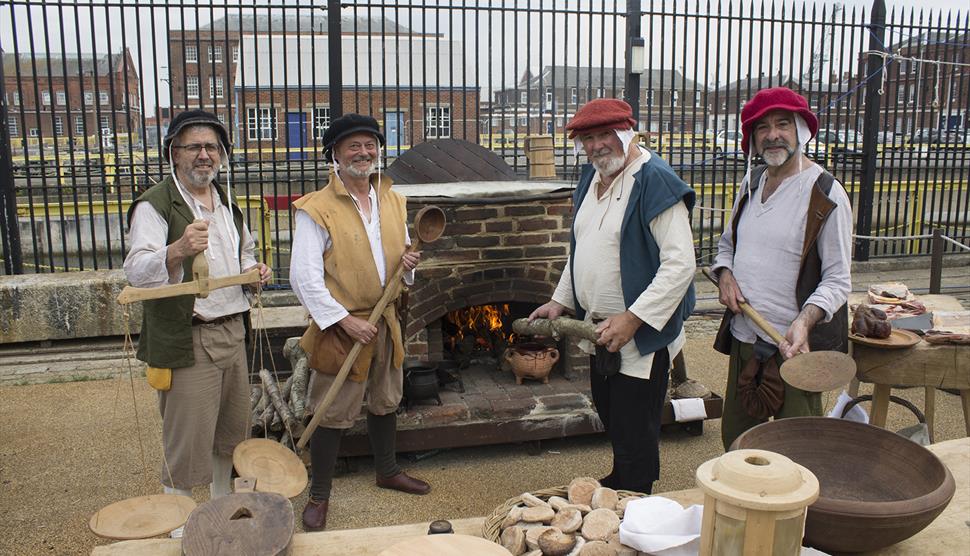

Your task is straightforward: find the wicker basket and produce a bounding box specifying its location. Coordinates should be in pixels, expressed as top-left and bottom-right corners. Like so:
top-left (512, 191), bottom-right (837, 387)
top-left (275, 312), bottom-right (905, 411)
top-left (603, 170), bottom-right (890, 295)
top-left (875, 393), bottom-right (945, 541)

top-left (481, 485), bottom-right (646, 543)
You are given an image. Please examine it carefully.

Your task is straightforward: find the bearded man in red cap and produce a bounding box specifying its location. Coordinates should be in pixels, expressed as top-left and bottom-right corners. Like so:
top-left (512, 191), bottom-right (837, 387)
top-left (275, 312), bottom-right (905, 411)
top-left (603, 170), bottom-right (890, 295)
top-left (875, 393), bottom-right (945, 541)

top-left (711, 87), bottom-right (852, 450)
top-left (530, 98), bottom-right (696, 495)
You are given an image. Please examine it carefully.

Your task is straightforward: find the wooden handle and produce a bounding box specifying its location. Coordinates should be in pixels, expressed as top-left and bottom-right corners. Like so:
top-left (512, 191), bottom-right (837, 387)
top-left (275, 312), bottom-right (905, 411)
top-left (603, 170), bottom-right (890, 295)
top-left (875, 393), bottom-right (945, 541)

top-left (297, 242), bottom-right (421, 451)
top-left (117, 269), bottom-right (261, 305)
top-left (702, 267), bottom-right (787, 345)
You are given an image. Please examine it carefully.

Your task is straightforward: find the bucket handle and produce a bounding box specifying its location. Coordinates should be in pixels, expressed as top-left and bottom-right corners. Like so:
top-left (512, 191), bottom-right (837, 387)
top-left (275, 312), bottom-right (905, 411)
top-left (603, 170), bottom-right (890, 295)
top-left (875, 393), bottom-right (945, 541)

top-left (841, 394), bottom-right (925, 424)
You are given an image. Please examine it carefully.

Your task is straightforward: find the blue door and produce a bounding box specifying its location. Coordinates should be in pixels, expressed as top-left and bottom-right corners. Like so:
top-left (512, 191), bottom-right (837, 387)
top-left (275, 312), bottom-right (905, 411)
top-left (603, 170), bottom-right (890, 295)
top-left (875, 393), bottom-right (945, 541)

top-left (286, 112), bottom-right (307, 160)
top-left (384, 111), bottom-right (405, 157)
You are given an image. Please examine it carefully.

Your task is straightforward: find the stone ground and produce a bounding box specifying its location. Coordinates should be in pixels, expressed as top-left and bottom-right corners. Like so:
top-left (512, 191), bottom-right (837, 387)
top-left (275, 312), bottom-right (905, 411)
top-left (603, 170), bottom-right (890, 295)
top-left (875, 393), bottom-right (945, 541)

top-left (1, 261), bottom-right (968, 555)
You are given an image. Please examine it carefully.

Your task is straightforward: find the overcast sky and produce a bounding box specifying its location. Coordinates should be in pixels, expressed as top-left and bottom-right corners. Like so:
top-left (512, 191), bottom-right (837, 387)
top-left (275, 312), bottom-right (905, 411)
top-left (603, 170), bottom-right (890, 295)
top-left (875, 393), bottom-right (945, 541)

top-left (1, 0), bottom-right (964, 117)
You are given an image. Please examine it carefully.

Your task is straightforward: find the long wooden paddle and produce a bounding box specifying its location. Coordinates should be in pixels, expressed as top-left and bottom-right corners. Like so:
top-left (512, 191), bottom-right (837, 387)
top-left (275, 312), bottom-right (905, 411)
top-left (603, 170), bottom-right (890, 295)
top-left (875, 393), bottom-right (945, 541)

top-left (296, 206), bottom-right (446, 451)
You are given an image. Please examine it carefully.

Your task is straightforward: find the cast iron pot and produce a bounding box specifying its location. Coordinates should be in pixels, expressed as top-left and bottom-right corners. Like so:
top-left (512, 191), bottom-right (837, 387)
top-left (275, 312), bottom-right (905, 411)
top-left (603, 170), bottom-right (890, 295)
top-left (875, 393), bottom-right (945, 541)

top-left (404, 363), bottom-right (440, 402)
top-left (730, 417), bottom-right (955, 553)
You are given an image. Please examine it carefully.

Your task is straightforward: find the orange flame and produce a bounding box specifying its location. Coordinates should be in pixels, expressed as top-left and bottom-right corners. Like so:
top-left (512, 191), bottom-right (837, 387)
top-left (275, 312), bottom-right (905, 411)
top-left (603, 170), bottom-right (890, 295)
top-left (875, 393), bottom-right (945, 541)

top-left (446, 303), bottom-right (511, 351)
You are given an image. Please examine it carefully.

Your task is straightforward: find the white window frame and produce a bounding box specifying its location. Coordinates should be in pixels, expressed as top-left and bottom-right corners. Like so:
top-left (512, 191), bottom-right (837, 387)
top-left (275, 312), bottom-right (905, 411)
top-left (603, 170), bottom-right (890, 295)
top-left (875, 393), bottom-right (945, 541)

top-left (75, 115), bottom-right (85, 135)
top-left (672, 90), bottom-right (679, 107)
top-left (897, 87), bottom-right (905, 104)
top-left (544, 87), bottom-right (552, 107)
top-left (54, 116), bottom-right (64, 135)
top-left (425, 105), bottom-right (452, 139)
top-left (100, 115), bottom-right (110, 135)
top-left (12, 92), bottom-right (20, 106)
top-left (185, 44), bottom-right (198, 63)
top-left (232, 45), bottom-right (239, 63)
top-left (56, 91), bottom-right (66, 106)
top-left (42, 91), bottom-right (51, 105)
top-left (646, 89), bottom-right (654, 105)
top-left (247, 107), bottom-right (278, 141)
top-left (29, 127), bottom-right (39, 137)
top-left (570, 87), bottom-right (578, 104)
top-left (208, 46), bottom-right (223, 63)
top-left (84, 92), bottom-right (94, 105)
top-left (8, 118), bottom-right (18, 137)
top-left (99, 91), bottom-right (109, 105)
top-left (507, 116), bottom-right (515, 127)
top-left (313, 107), bottom-right (331, 139)
top-left (518, 115), bottom-right (528, 127)
top-left (209, 77), bottom-right (223, 98)
top-left (186, 76), bottom-right (200, 99)
top-left (519, 91), bottom-right (527, 104)
top-left (596, 87), bottom-right (605, 99)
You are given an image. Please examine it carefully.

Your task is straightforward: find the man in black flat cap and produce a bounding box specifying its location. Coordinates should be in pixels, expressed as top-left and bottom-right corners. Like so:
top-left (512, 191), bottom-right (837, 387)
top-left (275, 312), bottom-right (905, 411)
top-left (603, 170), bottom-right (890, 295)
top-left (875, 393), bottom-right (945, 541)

top-left (290, 113), bottom-right (429, 531)
top-left (124, 109), bottom-right (271, 536)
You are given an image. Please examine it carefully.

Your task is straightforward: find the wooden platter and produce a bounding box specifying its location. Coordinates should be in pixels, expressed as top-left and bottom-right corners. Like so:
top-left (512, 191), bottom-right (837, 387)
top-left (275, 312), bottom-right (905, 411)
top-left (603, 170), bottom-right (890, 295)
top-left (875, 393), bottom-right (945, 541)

top-left (849, 329), bottom-right (921, 349)
top-left (233, 438), bottom-right (307, 499)
top-left (89, 494), bottom-right (196, 540)
top-left (182, 492), bottom-right (294, 556)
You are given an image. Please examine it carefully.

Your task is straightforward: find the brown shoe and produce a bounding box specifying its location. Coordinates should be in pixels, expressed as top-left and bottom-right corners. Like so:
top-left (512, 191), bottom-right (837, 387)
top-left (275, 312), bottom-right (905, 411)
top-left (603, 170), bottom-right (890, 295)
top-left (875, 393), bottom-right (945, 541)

top-left (376, 472), bottom-right (431, 495)
top-left (302, 498), bottom-right (329, 531)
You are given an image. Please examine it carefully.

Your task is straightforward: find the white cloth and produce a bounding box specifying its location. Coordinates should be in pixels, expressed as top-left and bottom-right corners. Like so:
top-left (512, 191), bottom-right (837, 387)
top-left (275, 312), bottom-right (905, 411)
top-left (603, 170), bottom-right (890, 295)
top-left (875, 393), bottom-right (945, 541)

top-left (124, 186), bottom-right (257, 321)
top-left (826, 390), bottom-right (869, 423)
top-left (290, 181), bottom-right (413, 331)
top-left (712, 163), bottom-right (852, 346)
top-left (619, 496), bottom-right (703, 556)
top-left (551, 147), bottom-right (695, 379)
top-left (671, 398), bottom-right (708, 423)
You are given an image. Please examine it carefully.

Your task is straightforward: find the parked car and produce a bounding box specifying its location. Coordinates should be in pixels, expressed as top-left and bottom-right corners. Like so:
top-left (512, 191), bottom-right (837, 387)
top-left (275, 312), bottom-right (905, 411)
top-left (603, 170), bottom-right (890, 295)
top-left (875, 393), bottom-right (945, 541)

top-left (815, 128), bottom-right (863, 163)
top-left (712, 129), bottom-right (744, 160)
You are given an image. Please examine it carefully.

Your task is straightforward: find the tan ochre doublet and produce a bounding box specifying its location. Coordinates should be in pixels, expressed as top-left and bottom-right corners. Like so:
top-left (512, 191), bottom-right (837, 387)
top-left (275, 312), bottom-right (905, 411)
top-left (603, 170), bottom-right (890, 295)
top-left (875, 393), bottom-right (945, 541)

top-left (294, 170), bottom-right (408, 382)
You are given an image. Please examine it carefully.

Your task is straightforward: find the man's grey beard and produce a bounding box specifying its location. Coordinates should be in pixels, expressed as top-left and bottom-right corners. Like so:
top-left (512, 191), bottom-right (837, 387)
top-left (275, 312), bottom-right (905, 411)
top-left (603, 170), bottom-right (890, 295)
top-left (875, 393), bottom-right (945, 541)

top-left (761, 142), bottom-right (797, 167)
top-left (343, 159), bottom-right (378, 178)
top-left (592, 153), bottom-right (626, 176)
top-left (183, 166), bottom-right (218, 188)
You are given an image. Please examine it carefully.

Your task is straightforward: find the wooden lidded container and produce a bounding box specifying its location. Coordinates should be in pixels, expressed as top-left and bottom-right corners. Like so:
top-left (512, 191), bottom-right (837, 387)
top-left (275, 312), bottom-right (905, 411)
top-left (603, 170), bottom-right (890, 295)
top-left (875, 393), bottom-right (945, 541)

top-left (523, 135), bottom-right (556, 179)
top-left (695, 449), bottom-right (819, 556)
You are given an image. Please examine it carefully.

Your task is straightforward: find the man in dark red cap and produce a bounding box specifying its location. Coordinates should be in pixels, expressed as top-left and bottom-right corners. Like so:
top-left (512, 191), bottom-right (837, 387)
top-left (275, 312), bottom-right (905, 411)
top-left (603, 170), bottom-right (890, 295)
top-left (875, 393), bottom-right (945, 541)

top-left (711, 87), bottom-right (852, 449)
top-left (289, 113), bottom-right (429, 531)
top-left (530, 98), bottom-right (696, 495)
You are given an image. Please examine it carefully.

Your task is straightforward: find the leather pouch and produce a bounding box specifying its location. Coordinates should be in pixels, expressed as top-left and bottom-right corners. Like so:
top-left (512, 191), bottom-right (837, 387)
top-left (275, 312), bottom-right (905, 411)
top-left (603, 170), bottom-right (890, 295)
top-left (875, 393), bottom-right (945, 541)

top-left (592, 344), bottom-right (622, 376)
top-left (737, 339), bottom-right (785, 419)
top-left (146, 366), bottom-right (172, 391)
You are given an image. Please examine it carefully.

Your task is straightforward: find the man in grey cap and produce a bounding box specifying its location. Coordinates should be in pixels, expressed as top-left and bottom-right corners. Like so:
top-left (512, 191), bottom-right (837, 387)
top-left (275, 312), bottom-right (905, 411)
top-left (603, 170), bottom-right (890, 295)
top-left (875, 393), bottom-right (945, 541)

top-left (290, 112), bottom-right (429, 531)
top-left (124, 109), bottom-right (271, 532)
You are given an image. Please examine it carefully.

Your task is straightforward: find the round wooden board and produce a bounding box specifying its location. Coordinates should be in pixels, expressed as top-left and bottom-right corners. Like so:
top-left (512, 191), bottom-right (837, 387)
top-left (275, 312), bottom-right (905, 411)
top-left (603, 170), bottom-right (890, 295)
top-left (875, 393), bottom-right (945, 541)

top-left (849, 329), bottom-right (921, 349)
top-left (379, 534), bottom-right (513, 556)
top-left (233, 438), bottom-right (308, 499)
top-left (89, 494), bottom-right (196, 540)
top-left (780, 351), bottom-right (856, 392)
top-left (182, 492), bottom-right (294, 556)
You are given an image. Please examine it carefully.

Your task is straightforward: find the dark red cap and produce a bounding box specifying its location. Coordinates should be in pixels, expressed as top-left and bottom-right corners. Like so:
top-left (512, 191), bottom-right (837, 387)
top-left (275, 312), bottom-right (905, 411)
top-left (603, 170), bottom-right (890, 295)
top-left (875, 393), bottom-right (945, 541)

top-left (740, 87), bottom-right (818, 154)
top-left (565, 98), bottom-right (637, 139)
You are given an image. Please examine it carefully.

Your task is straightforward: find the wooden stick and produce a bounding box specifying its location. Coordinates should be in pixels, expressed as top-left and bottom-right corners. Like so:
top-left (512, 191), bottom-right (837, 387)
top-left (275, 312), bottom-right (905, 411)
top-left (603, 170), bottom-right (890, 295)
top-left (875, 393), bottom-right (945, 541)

top-left (702, 267), bottom-right (786, 345)
top-left (117, 268), bottom-right (260, 305)
top-left (296, 243), bottom-right (419, 451)
top-left (511, 317), bottom-right (599, 342)
top-left (259, 369), bottom-right (305, 439)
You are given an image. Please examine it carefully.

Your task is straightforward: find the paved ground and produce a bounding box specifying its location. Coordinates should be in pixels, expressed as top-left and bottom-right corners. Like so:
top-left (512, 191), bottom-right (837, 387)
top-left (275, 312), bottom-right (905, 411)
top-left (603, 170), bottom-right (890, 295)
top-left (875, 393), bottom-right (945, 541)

top-left (1, 261), bottom-right (967, 555)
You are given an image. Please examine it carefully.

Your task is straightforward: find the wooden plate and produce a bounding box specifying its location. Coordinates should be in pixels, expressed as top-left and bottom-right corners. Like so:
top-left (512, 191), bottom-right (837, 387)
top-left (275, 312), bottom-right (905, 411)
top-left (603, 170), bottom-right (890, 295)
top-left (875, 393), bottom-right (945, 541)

top-left (379, 534), bottom-right (512, 556)
top-left (233, 438), bottom-right (308, 499)
top-left (780, 351), bottom-right (857, 392)
top-left (849, 329), bottom-right (921, 349)
top-left (89, 494), bottom-right (196, 540)
top-left (182, 492), bottom-right (294, 556)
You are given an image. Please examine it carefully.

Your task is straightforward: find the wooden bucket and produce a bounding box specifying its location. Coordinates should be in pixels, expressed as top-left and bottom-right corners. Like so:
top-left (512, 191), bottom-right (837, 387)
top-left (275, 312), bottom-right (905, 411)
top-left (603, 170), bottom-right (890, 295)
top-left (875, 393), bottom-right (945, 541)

top-left (523, 135), bottom-right (556, 179)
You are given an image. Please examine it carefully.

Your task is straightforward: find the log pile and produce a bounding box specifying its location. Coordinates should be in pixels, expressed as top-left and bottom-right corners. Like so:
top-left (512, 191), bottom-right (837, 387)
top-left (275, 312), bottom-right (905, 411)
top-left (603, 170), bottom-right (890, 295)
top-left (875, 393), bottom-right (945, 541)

top-left (249, 338), bottom-right (310, 444)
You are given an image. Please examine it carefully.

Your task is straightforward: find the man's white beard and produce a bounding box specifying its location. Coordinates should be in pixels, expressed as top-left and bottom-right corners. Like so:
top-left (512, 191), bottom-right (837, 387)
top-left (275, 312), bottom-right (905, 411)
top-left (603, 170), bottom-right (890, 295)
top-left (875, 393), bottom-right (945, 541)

top-left (344, 159), bottom-right (377, 178)
top-left (592, 153), bottom-right (626, 176)
top-left (761, 145), bottom-right (796, 167)
top-left (184, 166), bottom-right (217, 188)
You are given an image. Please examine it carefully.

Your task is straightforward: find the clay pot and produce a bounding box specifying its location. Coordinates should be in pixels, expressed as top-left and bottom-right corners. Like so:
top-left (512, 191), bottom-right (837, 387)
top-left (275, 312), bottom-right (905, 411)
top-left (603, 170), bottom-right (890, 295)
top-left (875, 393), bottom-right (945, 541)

top-left (505, 343), bottom-right (559, 384)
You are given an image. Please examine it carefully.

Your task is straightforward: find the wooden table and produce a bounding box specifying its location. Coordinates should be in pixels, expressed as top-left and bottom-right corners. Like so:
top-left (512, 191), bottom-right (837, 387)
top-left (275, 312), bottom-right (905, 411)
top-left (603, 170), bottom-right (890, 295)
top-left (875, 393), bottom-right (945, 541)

top-left (92, 439), bottom-right (968, 555)
top-left (848, 294), bottom-right (970, 440)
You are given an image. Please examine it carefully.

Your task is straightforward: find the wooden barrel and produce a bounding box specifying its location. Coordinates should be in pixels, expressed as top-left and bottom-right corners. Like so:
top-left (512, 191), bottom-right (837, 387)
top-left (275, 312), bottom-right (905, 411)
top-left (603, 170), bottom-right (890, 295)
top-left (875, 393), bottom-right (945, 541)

top-left (523, 135), bottom-right (556, 179)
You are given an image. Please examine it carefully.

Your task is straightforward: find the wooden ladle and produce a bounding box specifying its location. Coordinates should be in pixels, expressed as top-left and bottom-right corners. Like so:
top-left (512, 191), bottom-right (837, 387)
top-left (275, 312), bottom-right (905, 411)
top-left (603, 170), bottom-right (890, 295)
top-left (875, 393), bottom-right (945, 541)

top-left (297, 205), bottom-right (447, 450)
top-left (703, 267), bottom-right (855, 392)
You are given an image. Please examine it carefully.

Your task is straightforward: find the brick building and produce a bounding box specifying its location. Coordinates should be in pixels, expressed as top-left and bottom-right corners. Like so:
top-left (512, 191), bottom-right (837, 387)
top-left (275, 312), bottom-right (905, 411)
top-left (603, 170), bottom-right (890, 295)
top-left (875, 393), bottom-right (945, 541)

top-left (2, 49), bottom-right (141, 148)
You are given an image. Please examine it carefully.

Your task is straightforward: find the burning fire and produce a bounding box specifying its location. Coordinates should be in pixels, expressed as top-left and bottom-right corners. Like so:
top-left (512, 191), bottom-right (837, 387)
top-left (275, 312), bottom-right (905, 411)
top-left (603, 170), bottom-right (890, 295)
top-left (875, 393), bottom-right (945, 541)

top-left (446, 303), bottom-right (514, 351)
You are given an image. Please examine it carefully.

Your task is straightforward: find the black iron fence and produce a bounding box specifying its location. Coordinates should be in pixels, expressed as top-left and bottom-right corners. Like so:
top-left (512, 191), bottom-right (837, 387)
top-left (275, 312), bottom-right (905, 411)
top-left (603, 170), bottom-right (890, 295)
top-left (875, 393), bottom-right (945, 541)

top-left (1, 0), bottom-right (968, 280)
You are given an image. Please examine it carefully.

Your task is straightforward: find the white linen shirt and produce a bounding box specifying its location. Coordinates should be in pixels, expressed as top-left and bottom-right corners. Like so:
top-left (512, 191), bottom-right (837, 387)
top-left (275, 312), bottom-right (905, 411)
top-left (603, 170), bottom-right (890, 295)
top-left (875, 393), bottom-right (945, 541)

top-left (289, 183), bottom-right (413, 331)
top-left (123, 183), bottom-right (257, 321)
top-left (712, 163), bottom-right (853, 345)
top-left (551, 147), bottom-right (696, 379)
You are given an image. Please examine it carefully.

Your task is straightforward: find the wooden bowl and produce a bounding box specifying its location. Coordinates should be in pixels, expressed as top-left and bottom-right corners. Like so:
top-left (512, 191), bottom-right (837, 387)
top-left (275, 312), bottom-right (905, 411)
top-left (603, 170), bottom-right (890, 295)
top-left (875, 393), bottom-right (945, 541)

top-left (731, 417), bottom-right (955, 553)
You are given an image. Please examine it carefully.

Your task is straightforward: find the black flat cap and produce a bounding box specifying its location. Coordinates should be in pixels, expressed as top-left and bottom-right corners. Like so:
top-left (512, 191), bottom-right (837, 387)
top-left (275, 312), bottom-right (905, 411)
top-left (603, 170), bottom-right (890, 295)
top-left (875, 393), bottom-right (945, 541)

top-left (322, 113), bottom-right (385, 162)
top-left (163, 109), bottom-right (231, 162)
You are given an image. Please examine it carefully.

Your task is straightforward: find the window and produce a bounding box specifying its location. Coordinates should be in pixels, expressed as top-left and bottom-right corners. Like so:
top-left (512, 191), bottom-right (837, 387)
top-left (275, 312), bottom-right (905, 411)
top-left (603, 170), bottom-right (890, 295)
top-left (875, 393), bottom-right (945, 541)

top-left (75, 115), bottom-right (85, 135)
top-left (672, 91), bottom-right (679, 107)
top-left (11, 92), bottom-right (20, 105)
top-left (570, 87), bottom-right (577, 104)
top-left (520, 91), bottom-right (527, 104)
top-left (84, 92), bottom-right (94, 105)
top-left (209, 77), bottom-right (223, 98)
top-left (99, 91), bottom-right (109, 105)
top-left (596, 88), bottom-right (605, 99)
top-left (100, 115), bottom-right (110, 134)
top-left (232, 45), bottom-right (239, 63)
top-left (29, 127), bottom-right (39, 137)
top-left (645, 89), bottom-right (655, 105)
top-left (247, 107), bottom-right (277, 140)
top-left (425, 106), bottom-right (451, 138)
top-left (8, 118), bottom-right (17, 137)
top-left (908, 89), bottom-right (915, 105)
top-left (313, 107), bottom-right (331, 139)
top-left (185, 44), bottom-right (198, 63)
top-left (897, 87), bottom-right (905, 104)
top-left (507, 116), bottom-right (515, 127)
top-left (187, 76), bottom-right (200, 98)
top-left (695, 94), bottom-right (701, 108)
top-left (518, 115), bottom-right (527, 127)
top-left (208, 46), bottom-right (223, 62)
top-left (42, 91), bottom-right (51, 105)
top-left (56, 91), bottom-right (66, 105)
top-left (544, 88), bottom-right (552, 107)
top-left (54, 116), bottom-right (63, 135)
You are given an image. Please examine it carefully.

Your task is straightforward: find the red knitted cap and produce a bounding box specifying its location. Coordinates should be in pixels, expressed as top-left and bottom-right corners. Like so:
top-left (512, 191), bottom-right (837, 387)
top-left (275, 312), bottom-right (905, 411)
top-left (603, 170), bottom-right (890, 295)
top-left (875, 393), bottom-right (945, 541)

top-left (740, 87), bottom-right (818, 154)
top-left (565, 98), bottom-right (637, 139)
